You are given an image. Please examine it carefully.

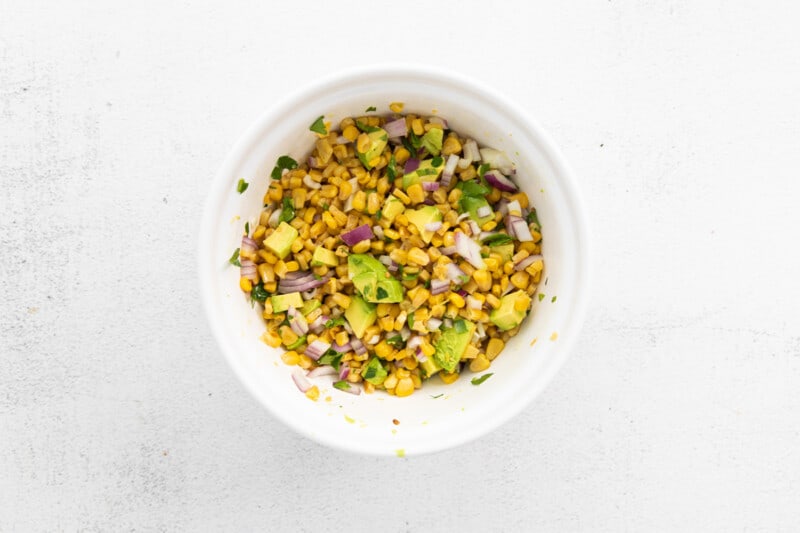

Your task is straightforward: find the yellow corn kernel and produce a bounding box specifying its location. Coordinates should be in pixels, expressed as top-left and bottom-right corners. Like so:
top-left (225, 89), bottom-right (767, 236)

top-left (342, 125), bottom-right (359, 141)
top-left (439, 371), bottom-right (459, 384)
top-left (411, 118), bottom-right (424, 136)
top-left (334, 331), bottom-right (349, 347)
top-left (407, 247), bottom-right (430, 266)
top-left (395, 377), bottom-right (414, 397)
top-left (257, 263), bottom-right (273, 283)
top-left (472, 269), bottom-right (492, 292)
top-left (330, 292), bottom-right (352, 310)
top-left (351, 239), bottom-right (371, 254)
top-left (469, 354), bottom-right (491, 372)
top-left (338, 180), bottom-right (353, 200)
top-left (262, 331), bottom-right (282, 347)
top-left (305, 385), bottom-right (320, 401)
top-left (510, 271), bottom-right (530, 290)
top-left (509, 192), bottom-right (529, 209)
top-left (481, 220), bottom-right (497, 231)
top-left (252, 225), bottom-right (266, 240)
top-left (297, 354), bottom-right (313, 369)
top-left (364, 325), bottom-right (381, 340)
top-left (406, 183), bottom-right (425, 204)
top-left (273, 260), bottom-right (288, 278)
top-left (378, 315), bottom-right (395, 331)
top-left (268, 183), bottom-right (283, 202)
top-left (403, 356), bottom-right (418, 370)
top-left (486, 338), bottom-right (505, 361)
top-left (389, 248), bottom-right (408, 265)
top-left (394, 146), bottom-right (410, 164)
top-left (284, 260), bottom-right (299, 273)
top-left (322, 211), bottom-right (337, 231)
top-left (411, 372), bottom-right (422, 388)
top-left (383, 373), bottom-right (398, 391)
top-left (370, 240), bottom-right (385, 253)
top-left (367, 192), bottom-right (380, 214)
top-left (264, 281), bottom-right (277, 292)
top-left (293, 188), bottom-right (307, 210)
top-left (279, 325), bottom-right (298, 345)
top-left (382, 229), bottom-right (399, 241)
top-left (352, 190), bottom-right (366, 211)
top-left (503, 261), bottom-right (515, 275)
top-left (356, 133), bottom-right (370, 153)
top-left (420, 342), bottom-right (435, 357)
top-left (441, 136), bottom-right (462, 156)
top-left (281, 350), bottom-right (300, 366)
top-left (514, 294), bottom-right (531, 312)
top-left (239, 277), bottom-right (252, 292)
top-left (373, 341), bottom-right (391, 358)
top-left (389, 102), bottom-right (404, 113)
top-left (392, 189), bottom-right (411, 205)
top-left (449, 293), bottom-right (465, 308)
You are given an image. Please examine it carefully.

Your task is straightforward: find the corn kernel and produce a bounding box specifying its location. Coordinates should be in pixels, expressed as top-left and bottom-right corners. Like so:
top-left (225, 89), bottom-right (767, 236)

top-left (408, 247), bottom-right (430, 266)
top-left (472, 269), bottom-right (492, 292)
top-left (239, 277), bottom-right (252, 292)
top-left (352, 190), bottom-right (366, 211)
top-left (330, 293), bottom-right (352, 310)
top-left (406, 183), bottom-right (425, 204)
top-left (279, 325), bottom-right (298, 345)
top-left (366, 192), bottom-right (380, 214)
top-left (342, 125), bottom-right (359, 141)
top-left (486, 338), bottom-right (505, 360)
top-left (469, 354), bottom-right (491, 372)
top-left (439, 371), bottom-right (459, 384)
top-left (274, 261), bottom-right (288, 278)
top-left (383, 373), bottom-right (398, 390)
top-left (441, 136), bottom-right (462, 156)
top-left (389, 102), bottom-right (404, 113)
top-left (514, 295), bottom-right (531, 312)
top-left (305, 385), bottom-right (320, 401)
top-left (351, 239), bottom-right (371, 254)
top-left (281, 351), bottom-right (300, 366)
top-left (411, 118), bottom-right (424, 136)
top-left (449, 293), bottom-right (465, 308)
top-left (510, 271), bottom-right (530, 289)
top-left (262, 331), bottom-right (282, 347)
top-left (395, 377), bottom-right (414, 397)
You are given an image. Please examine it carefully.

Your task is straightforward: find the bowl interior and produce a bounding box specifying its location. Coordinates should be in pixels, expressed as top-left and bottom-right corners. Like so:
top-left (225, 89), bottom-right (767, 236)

top-left (199, 68), bottom-right (588, 456)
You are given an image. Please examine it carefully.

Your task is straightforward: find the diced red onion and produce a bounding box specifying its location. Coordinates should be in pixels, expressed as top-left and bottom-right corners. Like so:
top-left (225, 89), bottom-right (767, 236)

top-left (341, 224), bottom-right (374, 246)
top-left (331, 341), bottom-right (351, 353)
top-left (308, 156), bottom-right (317, 167)
top-left (476, 205), bottom-right (493, 219)
top-left (424, 221), bottom-right (443, 232)
top-left (388, 262), bottom-right (398, 272)
top-left (446, 262), bottom-right (467, 282)
top-left (459, 140), bottom-right (480, 169)
top-left (466, 295), bottom-right (483, 310)
top-left (468, 220), bottom-right (481, 237)
top-left (505, 216), bottom-right (517, 239)
top-left (423, 198), bottom-right (435, 206)
top-left (240, 260), bottom-right (258, 282)
top-left (304, 339), bottom-right (330, 361)
top-left (366, 334), bottom-right (380, 345)
top-left (290, 313), bottom-right (309, 336)
top-left (306, 365), bottom-right (337, 378)
top-left (440, 245), bottom-right (456, 256)
top-left (430, 278), bottom-right (450, 295)
top-left (309, 314), bottom-right (328, 333)
top-left (511, 217), bottom-right (534, 242)
top-left (343, 195), bottom-right (354, 212)
top-left (339, 382), bottom-right (362, 395)
top-left (336, 136), bottom-right (350, 145)
top-left (303, 174), bottom-right (322, 190)
top-left (476, 322), bottom-right (486, 339)
top-left (378, 255), bottom-right (392, 267)
top-left (484, 170), bottom-right (518, 193)
top-left (404, 158), bottom-right (420, 174)
top-left (343, 321), bottom-right (353, 335)
top-left (284, 270), bottom-right (311, 281)
top-left (515, 254), bottom-right (543, 271)
top-left (415, 347), bottom-right (427, 363)
top-left (407, 336), bottom-right (424, 350)
top-left (241, 236), bottom-right (258, 254)
top-left (287, 306), bottom-right (298, 317)
top-left (301, 288), bottom-right (318, 300)
top-left (373, 225), bottom-right (384, 240)
top-left (292, 368), bottom-right (312, 393)
top-left (479, 148), bottom-right (515, 175)
top-left (422, 181), bottom-right (440, 192)
top-left (268, 208), bottom-right (282, 228)
top-left (441, 154), bottom-right (459, 187)
top-left (339, 364), bottom-right (350, 381)
top-left (350, 337), bottom-right (366, 355)
top-left (428, 116), bottom-right (448, 128)
top-left (426, 317), bottom-right (443, 331)
top-left (457, 289), bottom-right (468, 298)
top-left (506, 200), bottom-right (522, 216)
top-left (278, 274), bottom-right (331, 294)
top-left (443, 318), bottom-right (453, 329)
top-left (399, 326), bottom-right (411, 341)
top-left (496, 199), bottom-right (509, 217)
top-left (456, 212), bottom-right (470, 222)
top-left (384, 118), bottom-right (408, 138)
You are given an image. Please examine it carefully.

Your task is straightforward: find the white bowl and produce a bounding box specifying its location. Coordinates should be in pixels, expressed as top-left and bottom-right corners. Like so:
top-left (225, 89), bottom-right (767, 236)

top-left (198, 65), bottom-right (589, 456)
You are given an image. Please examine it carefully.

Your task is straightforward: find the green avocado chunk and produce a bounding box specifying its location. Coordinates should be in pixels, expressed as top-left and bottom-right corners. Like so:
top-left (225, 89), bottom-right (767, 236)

top-left (344, 295), bottom-right (377, 339)
top-left (348, 254), bottom-right (403, 303)
top-left (433, 319), bottom-right (476, 373)
top-left (361, 356), bottom-right (388, 385)
top-left (490, 290), bottom-right (531, 331)
top-left (402, 157), bottom-right (445, 190)
top-left (311, 247), bottom-right (338, 267)
top-left (405, 206), bottom-right (443, 244)
top-left (271, 292), bottom-right (303, 313)
top-left (356, 128), bottom-right (388, 169)
top-left (263, 221), bottom-right (298, 259)
top-left (421, 128), bottom-right (443, 156)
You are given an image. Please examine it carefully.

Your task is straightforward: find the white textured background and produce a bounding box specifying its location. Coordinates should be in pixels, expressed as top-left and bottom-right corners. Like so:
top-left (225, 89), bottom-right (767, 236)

top-left (2, 1), bottom-right (800, 531)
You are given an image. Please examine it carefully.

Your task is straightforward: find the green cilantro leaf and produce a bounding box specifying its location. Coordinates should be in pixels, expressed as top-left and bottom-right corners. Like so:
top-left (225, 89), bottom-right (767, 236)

top-left (430, 393), bottom-right (444, 399)
top-left (236, 178), bottom-right (249, 194)
top-left (471, 373), bottom-right (493, 386)
top-left (356, 120), bottom-right (381, 133)
top-left (317, 350), bottom-right (344, 371)
top-left (365, 106), bottom-right (377, 112)
top-left (408, 130), bottom-right (422, 149)
top-left (244, 221), bottom-right (250, 235)
top-left (387, 155), bottom-right (397, 180)
top-left (478, 163), bottom-right (491, 178)
top-left (309, 116), bottom-right (327, 135)
top-left (325, 316), bottom-right (346, 328)
top-left (482, 234), bottom-right (513, 246)
top-left (386, 335), bottom-right (404, 348)
top-left (455, 319), bottom-right (467, 333)
top-left (278, 197), bottom-right (295, 224)
top-left (431, 156), bottom-right (443, 167)
top-left (407, 312), bottom-right (415, 329)
top-left (250, 282), bottom-right (270, 303)
top-left (375, 209), bottom-right (382, 221)
top-left (376, 287), bottom-right (388, 300)
top-left (228, 248), bottom-right (241, 267)
top-left (538, 293), bottom-right (546, 302)
top-left (527, 209), bottom-right (540, 227)
top-left (270, 155), bottom-right (298, 180)
top-left (551, 296), bottom-right (557, 303)
top-left (333, 380), bottom-right (351, 391)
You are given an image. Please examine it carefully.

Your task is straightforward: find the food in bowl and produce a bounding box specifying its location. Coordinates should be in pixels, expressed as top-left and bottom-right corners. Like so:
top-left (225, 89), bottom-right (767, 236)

top-left (233, 105), bottom-right (544, 399)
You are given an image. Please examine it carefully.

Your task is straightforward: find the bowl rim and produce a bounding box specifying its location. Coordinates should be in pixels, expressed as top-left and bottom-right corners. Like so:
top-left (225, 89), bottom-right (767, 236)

top-left (198, 64), bottom-right (591, 456)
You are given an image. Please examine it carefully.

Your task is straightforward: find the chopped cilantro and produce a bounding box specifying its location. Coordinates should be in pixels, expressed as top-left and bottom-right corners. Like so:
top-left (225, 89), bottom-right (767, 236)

top-left (317, 350), bottom-right (344, 370)
top-left (270, 155), bottom-right (298, 180)
top-left (365, 106), bottom-right (377, 112)
top-left (408, 130), bottom-right (422, 149)
top-left (386, 335), bottom-right (404, 348)
top-left (401, 136), bottom-right (416, 155)
top-left (325, 316), bottom-right (346, 328)
top-left (244, 221), bottom-right (250, 235)
top-left (333, 380), bottom-right (351, 391)
top-left (278, 197), bottom-right (295, 224)
top-left (458, 275), bottom-right (470, 285)
top-left (376, 286), bottom-right (388, 300)
top-left (402, 271), bottom-right (419, 281)
top-left (457, 179), bottom-right (491, 198)
top-left (322, 203), bottom-right (329, 211)
top-left (228, 248), bottom-right (241, 267)
top-left (478, 163), bottom-right (491, 178)
top-left (538, 293), bottom-right (546, 302)
top-left (362, 357), bottom-right (388, 385)
top-left (430, 393), bottom-right (444, 399)
top-left (250, 282), bottom-right (270, 303)
top-left (431, 156), bottom-right (443, 167)
top-left (309, 115), bottom-right (327, 135)
top-left (387, 155), bottom-right (397, 180)
top-left (356, 120), bottom-right (381, 133)
top-left (471, 373), bottom-right (493, 386)
top-left (416, 168), bottom-right (438, 177)
top-left (236, 178), bottom-right (249, 194)
top-left (407, 312), bottom-right (415, 329)
top-left (375, 209), bottom-right (382, 221)
top-left (454, 319), bottom-right (467, 333)
top-left (527, 210), bottom-right (540, 227)
top-left (551, 296), bottom-right (557, 303)
top-left (482, 234), bottom-right (513, 246)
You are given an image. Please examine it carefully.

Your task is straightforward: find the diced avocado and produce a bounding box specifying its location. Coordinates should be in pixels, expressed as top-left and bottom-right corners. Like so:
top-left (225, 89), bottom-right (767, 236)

top-left (300, 299), bottom-right (320, 316)
top-left (461, 195), bottom-right (494, 226)
top-left (491, 243), bottom-right (514, 263)
top-left (490, 290), bottom-right (531, 331)
top-left (361, 356), bottom-right (388, 385)
top-left (421, 128), bottom-right (443, 156)
top-left (433, 319), bottom-right (476, 373)
top-left (271, 291), bottom-right (303, 313)
top-left (356, 128), bottom-right (388, 169)
top-left (382, 196), bottom-right (405, 223)
top-left (311, 247), bottom-right (338, 267)
top-left (419, 356), bottom-right (442, 378)
top-left (263, 221), bottom-right (298, 259)
top-left (348, 254), bottom-right (404, 303)
top-left (405, 206), bottom-right (442, 244)
top-left (352, 271), bottom-right (378, 301)
top-left (402, 157), bottom-right (445, 190)
top-left (344, 295), bottom-right (377, 339)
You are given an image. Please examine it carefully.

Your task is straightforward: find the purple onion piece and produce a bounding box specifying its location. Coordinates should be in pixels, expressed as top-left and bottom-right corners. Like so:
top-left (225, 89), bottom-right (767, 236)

top-left (404, 158), bottom-right (420, 174)
top-left (340, 224), bottom-right (374, 246)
